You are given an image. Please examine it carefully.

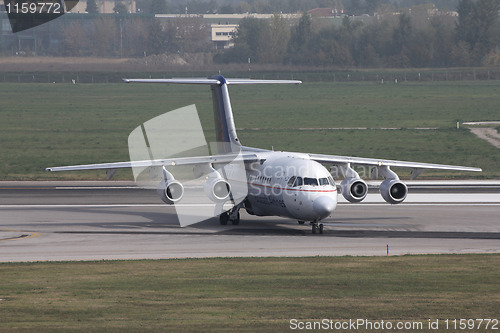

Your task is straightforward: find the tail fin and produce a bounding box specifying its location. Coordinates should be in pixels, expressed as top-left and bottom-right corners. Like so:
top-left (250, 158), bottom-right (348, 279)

top-left (124, 76), bottom-right (301, 153)
top-left (210, 75), bottom-right (240, 153)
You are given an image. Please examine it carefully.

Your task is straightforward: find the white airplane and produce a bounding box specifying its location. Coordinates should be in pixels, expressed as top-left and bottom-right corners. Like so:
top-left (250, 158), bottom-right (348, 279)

top-left (47, 75), bottom-right (481, 234)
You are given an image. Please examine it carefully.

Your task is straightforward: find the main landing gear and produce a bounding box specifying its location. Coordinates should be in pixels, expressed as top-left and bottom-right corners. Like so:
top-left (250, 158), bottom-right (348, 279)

top-left (219, 204), bottom-right (242, 226)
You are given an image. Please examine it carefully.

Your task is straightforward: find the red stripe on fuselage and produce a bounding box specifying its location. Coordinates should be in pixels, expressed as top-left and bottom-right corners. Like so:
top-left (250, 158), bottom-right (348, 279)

top-left (247, 182), bottom-right (337, 193)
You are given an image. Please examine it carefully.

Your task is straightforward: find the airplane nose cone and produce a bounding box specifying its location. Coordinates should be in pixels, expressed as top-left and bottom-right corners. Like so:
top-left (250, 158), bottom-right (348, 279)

top-left (313, 196), bottom-right (336, 219)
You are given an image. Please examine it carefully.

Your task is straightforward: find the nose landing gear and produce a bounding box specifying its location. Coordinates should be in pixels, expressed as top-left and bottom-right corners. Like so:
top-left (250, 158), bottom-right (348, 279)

top-left (311, 221), bottom-right (324, 234)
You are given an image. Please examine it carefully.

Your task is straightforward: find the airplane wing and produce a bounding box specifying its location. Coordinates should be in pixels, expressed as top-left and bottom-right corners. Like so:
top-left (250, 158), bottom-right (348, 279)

top-left (309, 153), bottom-right (481, 179)
top-left (46, 153), bottom-right (260, 172)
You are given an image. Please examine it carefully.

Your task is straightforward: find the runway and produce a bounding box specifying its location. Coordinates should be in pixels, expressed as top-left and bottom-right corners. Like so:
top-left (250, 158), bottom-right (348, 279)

top-left (1, 181), bottom-right (499, 261)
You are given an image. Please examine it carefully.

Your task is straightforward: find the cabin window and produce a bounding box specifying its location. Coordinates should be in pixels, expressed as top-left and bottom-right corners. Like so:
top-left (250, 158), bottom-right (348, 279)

top-left (304, 177), bottom-right (318, 186)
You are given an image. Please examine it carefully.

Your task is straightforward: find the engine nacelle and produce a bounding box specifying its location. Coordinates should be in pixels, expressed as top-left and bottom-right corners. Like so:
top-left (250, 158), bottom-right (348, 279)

top-left (340, 178), bottom-right (368, 203)
top-left (204, 177), bottom-right (231, 203)
top-left (157, 180), bottom-right (184, 205)
top-left (380, 179), bottom-right (408, 204)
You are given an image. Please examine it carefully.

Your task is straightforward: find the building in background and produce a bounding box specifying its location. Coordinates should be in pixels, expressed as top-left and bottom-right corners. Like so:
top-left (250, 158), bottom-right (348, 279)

top-left (156, 13), bottom-right (301, 50)
top-left (211, 24), bottom-right (237, 49)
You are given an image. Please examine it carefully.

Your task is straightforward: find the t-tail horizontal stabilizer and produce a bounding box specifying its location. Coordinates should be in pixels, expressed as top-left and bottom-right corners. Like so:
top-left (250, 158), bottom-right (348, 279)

top-left (124, 75), bottom-right (301, 154)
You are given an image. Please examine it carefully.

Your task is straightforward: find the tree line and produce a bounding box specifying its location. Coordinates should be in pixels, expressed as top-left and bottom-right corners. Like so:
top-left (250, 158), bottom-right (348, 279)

top-left (3, 0), bottom-right (498, 68)
top-left (135, 0), bottom-right (463, 15)
top-left (217, 0), bottom-right (500, 67)
top-left (57, 15), bottom-right (211, 57)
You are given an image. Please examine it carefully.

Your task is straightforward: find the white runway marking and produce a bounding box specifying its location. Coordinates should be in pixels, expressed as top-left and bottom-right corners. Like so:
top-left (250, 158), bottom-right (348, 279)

top-left (0, 204), bottom-right (206, 208)
top-left (55, 186), bottom-right (139, 190)
top-left (1, 203), bottom-right (500, 209)
top-left (339, 193), bottom-right (500, 204)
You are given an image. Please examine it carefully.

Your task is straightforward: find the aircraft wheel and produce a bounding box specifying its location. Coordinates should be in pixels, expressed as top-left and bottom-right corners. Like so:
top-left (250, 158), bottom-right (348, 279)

top-left (220, 212), bottom-right (229, 225)
top-left (231, 212), bottom-right (240, 225)
top-left (319, 224), bottom-right (324, 234)
top-left (298, 221), bottom-right (305, 225)
top-left (312, 223), bottom-right (317, 234)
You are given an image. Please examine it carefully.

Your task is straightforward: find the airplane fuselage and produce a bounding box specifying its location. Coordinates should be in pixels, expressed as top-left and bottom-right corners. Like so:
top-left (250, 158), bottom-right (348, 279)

top-left (243, 151), bottom-right (338, 222)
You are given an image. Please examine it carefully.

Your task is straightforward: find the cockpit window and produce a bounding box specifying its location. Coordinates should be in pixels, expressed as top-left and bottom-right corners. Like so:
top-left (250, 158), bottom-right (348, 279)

top-left (287, 176), bottom-right (296, 187)
top-left (293, 177), bottom-right (303, 187)
top-left (318, 178), bottom-right (330, 186)
top-left (328, 176), bottom-right (335, 186)
top-left (304, 177), bottom-right (318, 186)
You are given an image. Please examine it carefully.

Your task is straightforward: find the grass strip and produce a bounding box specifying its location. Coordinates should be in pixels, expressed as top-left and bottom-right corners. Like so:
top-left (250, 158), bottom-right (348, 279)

top-left (0, 254), bottom-right (498, 332)
top-left (0, 81), bottom-right (499, 179)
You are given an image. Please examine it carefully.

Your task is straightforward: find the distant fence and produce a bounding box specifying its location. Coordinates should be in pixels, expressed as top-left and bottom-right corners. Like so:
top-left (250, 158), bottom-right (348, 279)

top-left (0, 68), bottom-right (499, 84)
top-left (246, 69), bottom-right (500, 82)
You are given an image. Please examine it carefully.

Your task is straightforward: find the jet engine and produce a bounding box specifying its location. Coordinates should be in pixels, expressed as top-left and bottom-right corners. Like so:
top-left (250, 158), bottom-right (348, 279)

top-left (340, 177), bottom-right (368, 203)
top-left (379, 179), bottom-right (407, 204)
top-left (157, 180), bottom-right (184, 205)
top-left (204, 177), bottom-right (231, 203)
